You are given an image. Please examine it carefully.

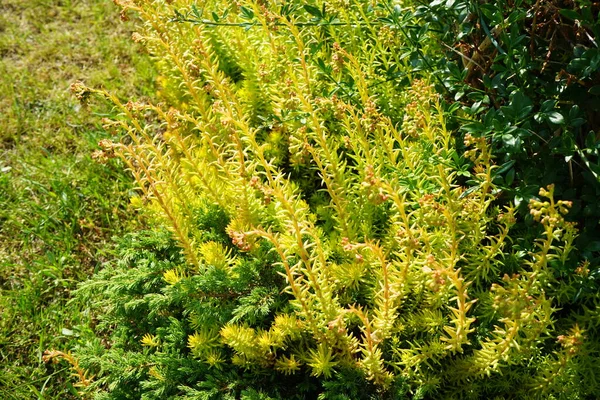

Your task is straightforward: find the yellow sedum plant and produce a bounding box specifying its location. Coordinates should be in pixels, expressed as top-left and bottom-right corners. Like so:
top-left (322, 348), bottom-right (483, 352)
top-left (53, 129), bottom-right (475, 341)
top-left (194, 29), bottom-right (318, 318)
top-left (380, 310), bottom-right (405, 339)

top-left (73, 0), bottom-right (594, 398)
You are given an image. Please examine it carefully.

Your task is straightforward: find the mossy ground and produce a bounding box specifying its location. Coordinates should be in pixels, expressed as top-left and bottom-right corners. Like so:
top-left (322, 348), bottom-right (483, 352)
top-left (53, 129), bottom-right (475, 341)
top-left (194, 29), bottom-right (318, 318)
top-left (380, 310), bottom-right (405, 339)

top-left (0, 1), bottom-right (154, 397)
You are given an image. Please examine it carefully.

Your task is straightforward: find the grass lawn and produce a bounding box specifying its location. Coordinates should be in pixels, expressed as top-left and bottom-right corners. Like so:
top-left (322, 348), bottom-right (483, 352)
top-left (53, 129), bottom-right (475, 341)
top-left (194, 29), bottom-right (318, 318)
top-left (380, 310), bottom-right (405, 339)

top-left (0, 0), bottom-right (154, 397)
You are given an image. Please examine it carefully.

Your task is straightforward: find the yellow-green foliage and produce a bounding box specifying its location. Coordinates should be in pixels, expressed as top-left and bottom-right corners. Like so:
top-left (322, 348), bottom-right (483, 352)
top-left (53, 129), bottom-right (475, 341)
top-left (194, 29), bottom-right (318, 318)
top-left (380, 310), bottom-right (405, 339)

top-left (79, 0), bottom-right (597, 397)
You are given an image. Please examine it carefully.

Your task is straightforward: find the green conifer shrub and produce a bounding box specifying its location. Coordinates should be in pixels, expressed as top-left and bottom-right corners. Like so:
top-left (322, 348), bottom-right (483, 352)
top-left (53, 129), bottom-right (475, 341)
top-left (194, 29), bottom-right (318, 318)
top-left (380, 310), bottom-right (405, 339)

top-left (70, 0), bottom-right (600, 398)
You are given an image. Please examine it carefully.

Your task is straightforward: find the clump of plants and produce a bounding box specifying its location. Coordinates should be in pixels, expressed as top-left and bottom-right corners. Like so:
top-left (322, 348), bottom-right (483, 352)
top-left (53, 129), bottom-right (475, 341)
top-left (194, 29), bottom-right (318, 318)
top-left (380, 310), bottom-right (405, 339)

top-left (69, 0), bottom-right (600, 398)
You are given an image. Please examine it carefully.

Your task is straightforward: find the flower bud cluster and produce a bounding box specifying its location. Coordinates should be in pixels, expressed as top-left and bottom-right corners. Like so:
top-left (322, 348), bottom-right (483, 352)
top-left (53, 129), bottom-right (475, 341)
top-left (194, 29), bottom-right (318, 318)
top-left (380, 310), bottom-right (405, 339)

top-left (360, 100), bottom-right (383, 133)
top-left (463, 133), bottom-right (490, 164)
top-left (496, 209), bottom-right (517, 225)
top-left (228, 229), bottom-right (252, 252)
top-left (377, 26), bottom-right (398, 48)
top-left (331, 95), bottom-right (350, 121)
top-left (401, 101), bottom-right (422, 138)
top-left (331, 42), bottom-right (346, 74)
top-left (260, 5), bottom-right (279, 28)
top-left (70, 81), bottom-right (91, 104)
top-left (395, 228), bottom-right (420, 250)
top-left (360, 165), bottom-right (389, 205)
top-left (417, 193), bottom-right (446, 227)
top-left (575, 261), bottom-right (590, 277)
top-left (422, 255), bottom-right (447, 293)
top-left (249, 176), bottom-right (274, 205)
top-left (92, 139), bottom-right (118, 164)
top-left (340, 237), bottom-right (365, 263)
top-left (529, 184), bottom-right (572, 225)
top-left (400, 82), bottom-right (436, 138)
top-left (557, 324), bottom-right (585, 356)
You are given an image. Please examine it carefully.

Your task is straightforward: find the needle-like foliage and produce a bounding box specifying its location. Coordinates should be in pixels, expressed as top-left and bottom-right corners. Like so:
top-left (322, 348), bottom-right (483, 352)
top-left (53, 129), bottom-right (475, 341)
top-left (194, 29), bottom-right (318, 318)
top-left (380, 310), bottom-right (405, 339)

top-left (71, 0), bottom-right (599, 398)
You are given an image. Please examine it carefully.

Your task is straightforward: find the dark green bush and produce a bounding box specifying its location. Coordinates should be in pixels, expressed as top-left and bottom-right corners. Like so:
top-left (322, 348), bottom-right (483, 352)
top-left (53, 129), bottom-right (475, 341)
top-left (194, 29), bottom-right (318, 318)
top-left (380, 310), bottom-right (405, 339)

top-left (418, 0), bottom-right (600, 266)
